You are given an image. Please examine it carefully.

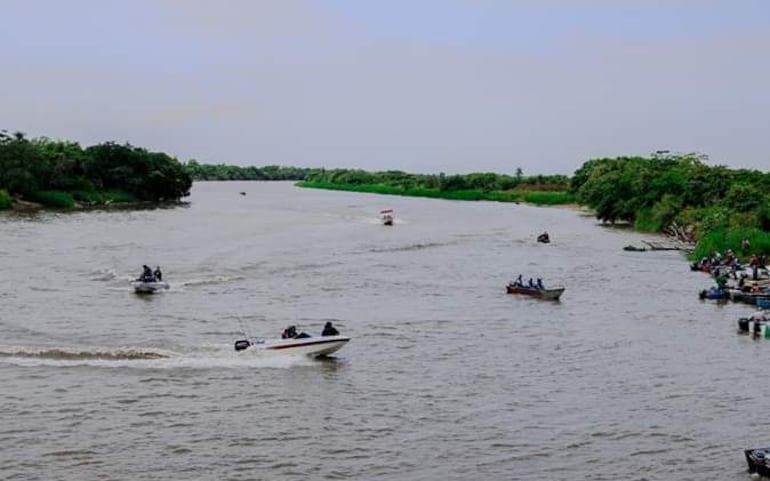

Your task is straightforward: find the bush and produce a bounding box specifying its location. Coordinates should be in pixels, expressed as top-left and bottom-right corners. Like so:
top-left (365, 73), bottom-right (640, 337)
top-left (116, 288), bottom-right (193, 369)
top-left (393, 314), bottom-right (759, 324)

top-left (28, 190), bottom-right (74, 208)
top-left (0, 189), bottom-right (12, 209)
top-left (691, 227), bottom-right (770, 260)
top-left (72, 190), bottom-right (137, 204)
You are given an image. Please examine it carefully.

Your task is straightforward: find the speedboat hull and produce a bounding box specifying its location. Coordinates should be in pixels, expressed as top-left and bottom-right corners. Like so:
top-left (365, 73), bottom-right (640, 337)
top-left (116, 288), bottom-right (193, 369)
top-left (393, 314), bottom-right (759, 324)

top-left (237, 335), bottom-right (350, 357)
top-left (506, 284), bottom-right (564, 301)
top-left (131, 280), bottom-right (169, 293)
top-left (746, 447), bottom-right (770, 477)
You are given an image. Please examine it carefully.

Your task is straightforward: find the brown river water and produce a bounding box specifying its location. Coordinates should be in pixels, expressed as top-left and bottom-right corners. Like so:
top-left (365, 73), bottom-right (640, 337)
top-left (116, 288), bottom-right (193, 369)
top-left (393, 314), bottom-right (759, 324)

top-left (0, 181), bottom-right (766, 480)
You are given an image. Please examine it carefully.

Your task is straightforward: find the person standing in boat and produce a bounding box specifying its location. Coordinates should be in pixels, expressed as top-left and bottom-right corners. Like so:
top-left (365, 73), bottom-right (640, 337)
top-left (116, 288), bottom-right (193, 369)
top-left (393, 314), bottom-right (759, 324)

top-left (322, 321), bottom-right (340, 336)
top-left (154, 266), bottom-right (162, 281)
top-left (536, 278), bottom-right (544, 290)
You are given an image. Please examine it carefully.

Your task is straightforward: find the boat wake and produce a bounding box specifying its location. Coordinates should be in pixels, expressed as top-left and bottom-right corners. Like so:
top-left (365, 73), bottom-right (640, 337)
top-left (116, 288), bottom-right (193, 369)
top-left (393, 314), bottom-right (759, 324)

top-left (0, 344), bottom-right (326, 369)
top-left (0, 346), bottom-right (174, 361)
top-left (368, 241), bottom-right (452, 253)
top-left (180, 275), bottom-right (246, 287)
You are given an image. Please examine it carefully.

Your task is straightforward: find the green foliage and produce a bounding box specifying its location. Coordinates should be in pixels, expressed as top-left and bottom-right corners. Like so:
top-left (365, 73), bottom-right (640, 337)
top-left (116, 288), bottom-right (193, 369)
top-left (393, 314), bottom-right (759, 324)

top-left (28, 190), bottom-right (74, 208)
top-left (692, 227), bottom-right (770, 260)
top-left (575, 153), bottom-right (770, 229)
top-left (0, 131), bottom-right (191, 206)
top-left (72, 190), bottom-right (136, 204)
top-left (296, 181), bottom-right (574, 206)
top-left (183, 161), bottom-right (317, 181)
top-left (520, 191), bottom-right (575, 205)
top-left (0, 189), bottom-right (12, 209)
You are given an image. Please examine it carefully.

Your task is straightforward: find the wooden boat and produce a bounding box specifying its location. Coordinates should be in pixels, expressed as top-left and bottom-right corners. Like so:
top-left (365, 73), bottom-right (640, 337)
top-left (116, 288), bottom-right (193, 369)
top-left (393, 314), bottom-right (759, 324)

top-left (505, 283), bottom-right (564, 301)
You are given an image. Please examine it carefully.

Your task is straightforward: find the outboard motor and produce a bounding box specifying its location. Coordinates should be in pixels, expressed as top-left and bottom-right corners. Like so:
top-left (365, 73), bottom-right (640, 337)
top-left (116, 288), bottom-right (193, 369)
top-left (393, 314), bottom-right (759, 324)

top-left (738, 318), bottom-right (750, 333)
top-left (234, 339), bottom-right (251, 351)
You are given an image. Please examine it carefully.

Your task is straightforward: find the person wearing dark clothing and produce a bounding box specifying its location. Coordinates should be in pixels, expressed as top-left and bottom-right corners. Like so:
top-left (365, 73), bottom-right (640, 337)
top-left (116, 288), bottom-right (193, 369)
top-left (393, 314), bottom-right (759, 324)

top-left (514, 274), bottom-right (523, 287)
top-left (140, 265), bottom-right (153, 281)
top-left (528, 278), bottom-right (535, 288)
top-left (282, 325), bottom-right (298, 339)
top-left (536, 278), bottom-right (544, 289)
top-left (154, 266), bottom-right (162, 281)
top-left (322, 321), bottom-right (340, 336)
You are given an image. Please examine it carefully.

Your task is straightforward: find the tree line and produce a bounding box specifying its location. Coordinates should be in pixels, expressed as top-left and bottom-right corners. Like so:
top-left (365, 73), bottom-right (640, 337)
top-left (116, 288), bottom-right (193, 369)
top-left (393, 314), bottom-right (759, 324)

top-left (183, 161), bottom-right (318, 181)
top-left (570, 152), bottom-right (770, 257)
top-left (0, 131), bottom-right (192, 208)
top-left (301, 168), bottom-right (570, 192)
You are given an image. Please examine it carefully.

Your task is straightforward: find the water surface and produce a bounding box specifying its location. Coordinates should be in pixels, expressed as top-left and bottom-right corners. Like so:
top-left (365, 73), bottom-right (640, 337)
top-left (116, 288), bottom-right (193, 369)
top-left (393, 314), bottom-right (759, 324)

top-left (0, 181), bottom-right (762, 480)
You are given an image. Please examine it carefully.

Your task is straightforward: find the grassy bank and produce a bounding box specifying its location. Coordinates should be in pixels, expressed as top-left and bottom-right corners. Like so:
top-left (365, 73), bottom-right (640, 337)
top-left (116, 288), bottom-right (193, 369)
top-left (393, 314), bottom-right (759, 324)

top-left (2, 190), bottom-right (140, 210)
top-left (691, 227), bottom-right (770, 261)
top-left (295, 181), bottom-right (575, 206)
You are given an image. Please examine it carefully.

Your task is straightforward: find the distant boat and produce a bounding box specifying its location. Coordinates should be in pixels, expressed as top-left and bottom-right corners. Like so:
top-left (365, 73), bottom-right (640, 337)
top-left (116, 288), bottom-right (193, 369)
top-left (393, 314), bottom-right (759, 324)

top-left (240, 192), bottom-right (246, 196)
top-left (380, 208), bottom-right (394, 226)
top-left (537, 232), bottom-right (550, 243)
top-left (506, 283), bottom-right (564, 301)
top-left (131, 279), bottom-right (169, 294)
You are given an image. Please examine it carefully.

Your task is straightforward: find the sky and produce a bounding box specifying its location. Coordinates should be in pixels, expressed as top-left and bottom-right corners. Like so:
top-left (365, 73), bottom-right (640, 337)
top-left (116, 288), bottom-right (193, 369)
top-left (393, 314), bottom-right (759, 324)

top-left (1, 0), bottom-right (769, 175)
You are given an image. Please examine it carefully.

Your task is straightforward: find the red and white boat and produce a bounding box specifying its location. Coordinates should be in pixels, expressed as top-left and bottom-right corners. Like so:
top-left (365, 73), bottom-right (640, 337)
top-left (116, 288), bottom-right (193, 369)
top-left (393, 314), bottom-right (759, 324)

top-left (380, 208), bottom-right (394, 225)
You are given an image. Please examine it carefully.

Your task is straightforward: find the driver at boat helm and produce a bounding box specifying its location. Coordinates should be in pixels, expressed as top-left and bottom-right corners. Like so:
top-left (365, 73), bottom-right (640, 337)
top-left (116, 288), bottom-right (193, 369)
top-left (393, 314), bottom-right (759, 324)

top-left (322, 321), bottom-right (340, 336)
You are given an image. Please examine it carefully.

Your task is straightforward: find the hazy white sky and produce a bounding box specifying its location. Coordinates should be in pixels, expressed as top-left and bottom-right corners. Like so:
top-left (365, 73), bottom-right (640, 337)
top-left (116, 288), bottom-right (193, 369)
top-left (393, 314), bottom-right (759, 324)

top-left (1, 0), bottom-right (768, 175)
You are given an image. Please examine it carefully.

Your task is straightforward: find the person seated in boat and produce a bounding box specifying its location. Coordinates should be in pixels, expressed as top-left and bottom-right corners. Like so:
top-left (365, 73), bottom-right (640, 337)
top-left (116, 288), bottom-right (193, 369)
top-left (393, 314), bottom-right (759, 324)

top-left (511, 274), bottom-right (523, 287)
top-left (282, 325), bottom-right (298, 339)
top-left (528, 278), bottom-right (535, 288)
top-left (154, 266), bottom-right (162, 281)
top-left (140, 265), bottom-right (154, 282)
top-left (322, 321), bottom-right (340, 336)
top-left (536, 278), bottom-right (544, 290)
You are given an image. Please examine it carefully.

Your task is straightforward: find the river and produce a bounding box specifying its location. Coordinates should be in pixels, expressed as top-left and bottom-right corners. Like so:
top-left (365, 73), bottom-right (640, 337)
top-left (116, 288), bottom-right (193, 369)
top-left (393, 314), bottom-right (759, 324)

top-left (0, 181), bottom-right (764, 480)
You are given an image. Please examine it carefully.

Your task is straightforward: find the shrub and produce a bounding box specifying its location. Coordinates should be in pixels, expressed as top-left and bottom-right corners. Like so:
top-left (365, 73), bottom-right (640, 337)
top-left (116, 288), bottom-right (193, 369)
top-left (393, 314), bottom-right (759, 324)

top-left (29, 190), bottom-right (74, 208)
top-left (0, 189), bottom-right (12, 210)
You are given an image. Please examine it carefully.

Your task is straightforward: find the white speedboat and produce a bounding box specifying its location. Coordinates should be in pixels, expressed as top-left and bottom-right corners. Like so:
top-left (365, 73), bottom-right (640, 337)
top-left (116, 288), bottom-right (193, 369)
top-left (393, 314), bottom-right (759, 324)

top-left (234, 328), bottom-right (350, 357)
top-left (131, 279), bottom-right (170, 294)
top-left (380, 208), bottom-right (394, 226)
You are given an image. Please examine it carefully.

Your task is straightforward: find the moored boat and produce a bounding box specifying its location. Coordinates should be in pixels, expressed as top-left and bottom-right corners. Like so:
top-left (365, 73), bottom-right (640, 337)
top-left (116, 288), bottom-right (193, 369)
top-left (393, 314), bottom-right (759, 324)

top-left (737, 311), bottom-right (770, 338)
top-left (698, 286), bottom-right (730, 300)
top-left (505, 283), bottom-right (564, 301)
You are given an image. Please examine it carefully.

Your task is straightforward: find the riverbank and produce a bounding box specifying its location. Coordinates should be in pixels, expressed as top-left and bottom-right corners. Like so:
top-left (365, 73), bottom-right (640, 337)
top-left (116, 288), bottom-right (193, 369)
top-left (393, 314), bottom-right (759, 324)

top-left (294, 180), bottom-right (576, 206)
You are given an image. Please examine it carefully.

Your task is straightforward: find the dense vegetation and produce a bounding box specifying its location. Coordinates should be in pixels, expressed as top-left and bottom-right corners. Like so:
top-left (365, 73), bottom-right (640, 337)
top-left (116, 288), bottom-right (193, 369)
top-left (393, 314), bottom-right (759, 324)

top-left (0, 131), bottom-right (192, 209)
top-left (570, 153), bottom-right (770, 257)
top-left (297, 169), bottom-right (574, 206)
top-left (183, 161), bottom-right (317, 181)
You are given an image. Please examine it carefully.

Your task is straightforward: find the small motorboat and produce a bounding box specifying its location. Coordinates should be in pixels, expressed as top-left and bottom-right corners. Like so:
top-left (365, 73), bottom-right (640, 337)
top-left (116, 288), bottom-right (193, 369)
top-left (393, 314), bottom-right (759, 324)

top-left (234, 324), bottom-right (350, 357)
top-left (737, 311), bottom-right (770, 338)
top-left (745, 447), bottom-right (770, 476)
top-left (506, 283), bottom-right (564, 301)
top-left (537, 232), bottom-right (550, 243)
top-left (380, 208), bottom-right (394, 226)
top-left (698, 286), bottom-right (730, 301)
top-left (131, 279), bottom-right (169, 294)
